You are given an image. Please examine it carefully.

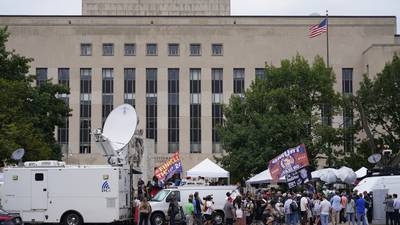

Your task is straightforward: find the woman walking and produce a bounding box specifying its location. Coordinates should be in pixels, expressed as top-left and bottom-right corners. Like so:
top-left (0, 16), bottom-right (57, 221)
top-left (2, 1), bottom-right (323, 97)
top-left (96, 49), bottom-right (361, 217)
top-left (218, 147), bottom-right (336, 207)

top-left (139, 198), bottom-right (152, 225)
top-left (346, 195), bottom-right (356, 225)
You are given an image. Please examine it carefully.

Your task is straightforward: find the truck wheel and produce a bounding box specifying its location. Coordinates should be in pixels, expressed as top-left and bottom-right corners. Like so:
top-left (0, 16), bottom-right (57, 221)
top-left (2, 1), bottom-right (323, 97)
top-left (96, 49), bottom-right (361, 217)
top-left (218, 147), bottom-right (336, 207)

top-left (213, 211), bottom-right (224, 225)
top-left (150, 212), bottom-right (165, 225)
top-left (61, 211), bottom-right (83, 225)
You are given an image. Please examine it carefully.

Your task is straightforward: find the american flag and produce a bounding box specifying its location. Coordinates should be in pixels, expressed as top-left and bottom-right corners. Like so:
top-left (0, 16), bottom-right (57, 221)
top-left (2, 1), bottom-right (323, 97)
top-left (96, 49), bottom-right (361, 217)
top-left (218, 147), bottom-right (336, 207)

top-left (309, 18), bottom-right (327, 38)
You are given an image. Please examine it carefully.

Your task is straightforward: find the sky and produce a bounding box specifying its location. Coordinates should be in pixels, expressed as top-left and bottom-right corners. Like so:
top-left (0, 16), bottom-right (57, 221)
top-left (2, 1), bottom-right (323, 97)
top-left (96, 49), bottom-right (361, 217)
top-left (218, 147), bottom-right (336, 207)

top-left (0, 0), bottom-right (399, 32)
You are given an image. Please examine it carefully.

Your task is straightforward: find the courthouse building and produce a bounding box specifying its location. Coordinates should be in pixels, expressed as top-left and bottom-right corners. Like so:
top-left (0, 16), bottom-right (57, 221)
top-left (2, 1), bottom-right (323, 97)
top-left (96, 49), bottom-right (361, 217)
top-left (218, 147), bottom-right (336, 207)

top-left (1, 0), bottom-right (400, 173)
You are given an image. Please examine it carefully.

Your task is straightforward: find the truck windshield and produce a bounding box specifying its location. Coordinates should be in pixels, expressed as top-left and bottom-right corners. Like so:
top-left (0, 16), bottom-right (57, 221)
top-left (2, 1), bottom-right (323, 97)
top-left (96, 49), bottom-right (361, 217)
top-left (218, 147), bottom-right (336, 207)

top-left (151, 190), bottom-right (170, 202)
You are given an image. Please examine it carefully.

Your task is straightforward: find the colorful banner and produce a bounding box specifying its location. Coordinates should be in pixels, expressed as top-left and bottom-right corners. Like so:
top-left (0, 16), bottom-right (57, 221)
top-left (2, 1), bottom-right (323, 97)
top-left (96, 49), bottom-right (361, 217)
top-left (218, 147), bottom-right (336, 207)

top-left (268, 144), bottom-right (309, 182)
top-left (154, 152), bottom-right (182, 181)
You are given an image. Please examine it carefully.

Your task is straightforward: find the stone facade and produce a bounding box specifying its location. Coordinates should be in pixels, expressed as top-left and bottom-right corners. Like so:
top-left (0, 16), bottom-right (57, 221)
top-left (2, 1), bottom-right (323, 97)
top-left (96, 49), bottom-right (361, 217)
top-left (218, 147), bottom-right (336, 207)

top-left (1, 15), bottom-right (399, 174)
top-left (82, 0), bottom-right (230, 16)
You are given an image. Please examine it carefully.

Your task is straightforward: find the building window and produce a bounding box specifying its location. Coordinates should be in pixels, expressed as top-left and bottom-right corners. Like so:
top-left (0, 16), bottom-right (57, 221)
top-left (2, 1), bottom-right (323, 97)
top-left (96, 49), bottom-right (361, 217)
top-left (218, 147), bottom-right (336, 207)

top-left (168, 43), bottom-right (180, 56)
top-left (146, 68), bottom-right (157, 142)
top-left (80, 43), bottom-right (92, 56)
top-left (146, 43), bottom-right (158, 56)
top-left (212, 68), bottom-right (223, 153)
top-left (124, 43), bottom-right (136, 56)
top-left (212, 44), bottom-right (223, 56)
top-left (190, 44), bottom-right (201, 56)
top-left (124, 68), bottom-right (136, 107)
top-left (255, 68), bottom-right (265, 80)
top-left (190, 68), bottom-right (201, 153)
top-left (321, 104), bottom-right (332, 126)
top-left (103, 43), bottom-right (114, 56)
top-left (342, 68), bottom-right (353, 95)
top-left (233, 68), bottom-right (245, 94)
top-left (36, 68), bottom-right (47, 87)
top-left (102, 68), bottom-right (114, 123)
top-left (80, 68), bottom-right (92, 154)
top-left (57, 68), bottom-right (70, 146)
top-left (168, 69), bottom-right (179, 153)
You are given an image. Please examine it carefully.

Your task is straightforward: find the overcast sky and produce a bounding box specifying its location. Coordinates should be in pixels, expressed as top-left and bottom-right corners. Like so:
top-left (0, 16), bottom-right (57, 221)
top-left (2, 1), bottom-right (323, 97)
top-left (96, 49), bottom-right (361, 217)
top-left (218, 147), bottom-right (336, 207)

top-left (0, 0), bottom-right (399, 32)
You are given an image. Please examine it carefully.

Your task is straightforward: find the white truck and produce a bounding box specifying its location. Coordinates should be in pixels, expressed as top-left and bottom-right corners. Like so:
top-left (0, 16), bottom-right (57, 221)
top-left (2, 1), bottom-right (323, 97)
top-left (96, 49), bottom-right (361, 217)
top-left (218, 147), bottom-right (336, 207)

top-left (149, 185), bottom-right (238, 225)
top-left (2, 104), bottom-right (145, 225)
top-left (3, 162), bottom-right (131, 225)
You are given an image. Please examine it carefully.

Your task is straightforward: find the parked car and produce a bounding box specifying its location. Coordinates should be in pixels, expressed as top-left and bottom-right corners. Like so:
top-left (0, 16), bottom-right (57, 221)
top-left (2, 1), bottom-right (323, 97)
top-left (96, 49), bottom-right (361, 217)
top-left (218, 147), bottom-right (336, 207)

top-left (0, 209), bottom-right (23, 225)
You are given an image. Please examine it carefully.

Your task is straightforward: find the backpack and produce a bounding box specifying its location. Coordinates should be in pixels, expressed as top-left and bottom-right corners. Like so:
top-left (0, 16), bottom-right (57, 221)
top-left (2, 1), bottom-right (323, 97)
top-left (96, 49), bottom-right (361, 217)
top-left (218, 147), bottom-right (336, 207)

top-left (290, 201), bottom-right (298, 212)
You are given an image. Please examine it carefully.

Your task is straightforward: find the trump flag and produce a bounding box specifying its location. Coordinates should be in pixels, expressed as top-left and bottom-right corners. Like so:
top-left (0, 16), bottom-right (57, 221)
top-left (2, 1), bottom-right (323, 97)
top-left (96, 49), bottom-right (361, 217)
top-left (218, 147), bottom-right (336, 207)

top-left (154, 152), bottom-right (182, 181)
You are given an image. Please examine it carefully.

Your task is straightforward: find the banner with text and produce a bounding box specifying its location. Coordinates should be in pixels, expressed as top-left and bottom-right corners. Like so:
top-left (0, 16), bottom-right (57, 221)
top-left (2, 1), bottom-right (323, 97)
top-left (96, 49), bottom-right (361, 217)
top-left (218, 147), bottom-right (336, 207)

top-left (268, 144), bottom-right (310, 182)
top-left (285, 167), bottom-right (311, 189)
top-left (154, 152), bottom-right (182, 181)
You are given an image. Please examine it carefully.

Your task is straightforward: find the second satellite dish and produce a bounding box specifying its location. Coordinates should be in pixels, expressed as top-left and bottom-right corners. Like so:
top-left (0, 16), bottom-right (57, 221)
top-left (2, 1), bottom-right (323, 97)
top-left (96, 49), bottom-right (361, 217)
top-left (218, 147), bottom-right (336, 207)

top-left (11, 148), bottom-right (25, 161)
top-left (102, 104), bottom-right (138, 151)
top-left (368, 153), bottom-right (382, 164)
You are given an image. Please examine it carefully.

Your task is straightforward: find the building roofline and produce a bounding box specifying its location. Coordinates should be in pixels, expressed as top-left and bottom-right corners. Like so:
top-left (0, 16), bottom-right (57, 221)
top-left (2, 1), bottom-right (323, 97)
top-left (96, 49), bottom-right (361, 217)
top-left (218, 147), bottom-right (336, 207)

top-left (0, 15), bottom-right (396, 19)
top-left (363, 43), bottom-right (400, 55)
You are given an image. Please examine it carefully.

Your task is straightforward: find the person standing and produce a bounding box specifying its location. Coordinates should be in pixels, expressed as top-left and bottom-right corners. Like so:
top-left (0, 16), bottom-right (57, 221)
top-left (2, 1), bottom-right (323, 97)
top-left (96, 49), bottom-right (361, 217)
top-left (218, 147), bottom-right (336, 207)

top-left (346, 195), bottom-right (356, 225)
top-left (384, 194), bottom-right (395, 225)
top-left (341, 193), bottom-right (348, 224)
top-left (331, 191), bottom-right (342, 225)
top-left (320, 195), bottom-right (331, 225)
top-left (300, 193), bottom-right (309, 225)
top-left (139, 198), bottom-right (152, 225)
top-left (193, 192), bottom-right (203, 225)
top-left (244, 196), bottom-right (255, 225)
top-left (355, 194), bottom-right (367, 225)
top-left (284, 194), bottom-right (297, 225)
top-left (204, 195), bottom-right (215, 225)
top-left (184, 195), bottom-right (195, 225)
top-left (312, 194), bottom-right (321, 225)
top-left (393, 194), bottom-right (400, 225)
top-left (224, 193), bottom-right (235, 225)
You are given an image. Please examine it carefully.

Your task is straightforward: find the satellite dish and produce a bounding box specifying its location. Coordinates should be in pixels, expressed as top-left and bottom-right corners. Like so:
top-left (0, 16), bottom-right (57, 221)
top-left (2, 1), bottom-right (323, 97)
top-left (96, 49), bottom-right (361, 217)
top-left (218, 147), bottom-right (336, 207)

top-left (102, 104), bottom-right (138, 151)
top-left (368, 153), bottom-right (382, 164)
top-left (11, 148), bottom-right (25, 161)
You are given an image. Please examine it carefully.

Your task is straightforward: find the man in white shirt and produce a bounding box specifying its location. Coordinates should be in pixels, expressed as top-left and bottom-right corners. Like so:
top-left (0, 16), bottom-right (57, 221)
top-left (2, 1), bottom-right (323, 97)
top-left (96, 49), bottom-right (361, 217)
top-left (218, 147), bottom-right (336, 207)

top-left (320, 195), bottom-right (332, 225)
top-left (300, 193), bottom-right (309, 225)
top-left (284, 194), bottom-right (297, 225)
top-left (331, 191), bottom-right (342, 225)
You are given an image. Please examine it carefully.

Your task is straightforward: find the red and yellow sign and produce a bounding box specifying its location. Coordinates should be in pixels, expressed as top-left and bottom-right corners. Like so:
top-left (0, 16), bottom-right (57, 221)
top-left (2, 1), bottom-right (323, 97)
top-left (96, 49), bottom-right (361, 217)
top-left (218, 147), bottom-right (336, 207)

top-left (154, 152), bottom-right (182, 181)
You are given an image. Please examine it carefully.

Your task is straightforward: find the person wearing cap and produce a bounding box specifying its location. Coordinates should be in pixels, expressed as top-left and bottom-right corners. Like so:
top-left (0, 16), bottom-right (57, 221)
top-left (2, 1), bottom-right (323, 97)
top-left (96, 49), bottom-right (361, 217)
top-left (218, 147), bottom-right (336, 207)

top-left (224, 192), bottom-right (235, 225)
top-left (203, 195), bottom-right (215, 225)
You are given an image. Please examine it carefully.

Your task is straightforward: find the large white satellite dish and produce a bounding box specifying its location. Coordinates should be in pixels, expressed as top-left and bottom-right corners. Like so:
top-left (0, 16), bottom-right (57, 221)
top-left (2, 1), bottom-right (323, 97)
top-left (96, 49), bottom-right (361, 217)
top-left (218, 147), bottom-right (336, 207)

top-left (102, 104), bottom-right (138, 151)
top-left (11, 148), bottom-right (25, 161)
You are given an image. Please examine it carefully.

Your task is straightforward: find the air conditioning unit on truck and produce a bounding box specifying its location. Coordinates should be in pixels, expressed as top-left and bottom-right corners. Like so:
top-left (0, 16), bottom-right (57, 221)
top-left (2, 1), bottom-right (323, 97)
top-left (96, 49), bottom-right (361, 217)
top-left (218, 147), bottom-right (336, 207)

top-left (2, 104), bottom-right (144, 225)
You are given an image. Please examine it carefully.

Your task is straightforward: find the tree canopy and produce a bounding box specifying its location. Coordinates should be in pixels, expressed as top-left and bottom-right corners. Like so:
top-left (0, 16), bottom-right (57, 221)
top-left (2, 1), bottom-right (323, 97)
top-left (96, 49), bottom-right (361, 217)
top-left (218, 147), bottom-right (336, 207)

top-left (0, 27), bottom-right (71, 166)
top-left (217, 54), bottom-right (343, 183)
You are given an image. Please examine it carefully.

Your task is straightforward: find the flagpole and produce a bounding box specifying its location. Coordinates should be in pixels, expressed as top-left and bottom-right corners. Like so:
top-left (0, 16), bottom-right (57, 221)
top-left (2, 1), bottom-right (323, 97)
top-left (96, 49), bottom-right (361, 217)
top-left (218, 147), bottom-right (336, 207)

top-left (326, 10), bottom-right (330, 67)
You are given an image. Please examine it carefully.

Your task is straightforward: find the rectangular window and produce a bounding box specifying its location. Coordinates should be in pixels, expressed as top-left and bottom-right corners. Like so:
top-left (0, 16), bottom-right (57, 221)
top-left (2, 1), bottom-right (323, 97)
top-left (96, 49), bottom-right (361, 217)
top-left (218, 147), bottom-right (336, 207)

top-left (321, 104), bottom-right (332, 126)
top-left (102, 68), bottom-right (114, 123)
top-left (80, 43), bottom-right (92, 56)
top-left (190, 68), bottom-right (201, 153)
top-left (168, 69), bottom-right (179, 153)
top-left (124, 43), bottom-right (136, 56)
top-left (36, 68), bottom-right (47, 87)
top-left (124, 68), bottom-right (136, 107)
top-left (103, 43), bottom-right (114, 56)
top-left (255, 68), bottom-right (265, 80)
top-left (212, 68), bottom-right (223, 153)
top-left (342, 68), bottom-right (353, 94)
top-left (80, 68), bottom-right (92, 154)
top-left (233, 68), bottom-right (245, 94)
top-left (57, 68), bottom-right (70, 145)
top-left (146, 68), bottom-right (158, 142)
top-left (190, 44), bottom-right (201, 56)
top-left (168, 43), bottom-right (180, 56)
top-left (212, 44), bottom-right (223, 56)
top-left (146, 43), bottom-right (158, 56)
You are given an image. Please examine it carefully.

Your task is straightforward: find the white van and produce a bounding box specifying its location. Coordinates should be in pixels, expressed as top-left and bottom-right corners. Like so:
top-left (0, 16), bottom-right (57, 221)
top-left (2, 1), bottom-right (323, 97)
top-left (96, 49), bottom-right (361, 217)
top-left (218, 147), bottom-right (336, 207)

top-left (354, 175), bottom-right (400, 194)
top-left (149, 186), bottom-right (238, 225)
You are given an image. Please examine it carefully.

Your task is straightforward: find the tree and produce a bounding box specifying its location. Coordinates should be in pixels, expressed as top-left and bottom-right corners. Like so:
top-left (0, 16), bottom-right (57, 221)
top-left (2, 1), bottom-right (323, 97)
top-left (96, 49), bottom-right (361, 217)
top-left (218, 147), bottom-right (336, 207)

top-left (348, 55), bottom-right (400, 167)
top-left (217, 54), bottom-right (342, 183)
top-left (0, 27), bottom-right (71, 165)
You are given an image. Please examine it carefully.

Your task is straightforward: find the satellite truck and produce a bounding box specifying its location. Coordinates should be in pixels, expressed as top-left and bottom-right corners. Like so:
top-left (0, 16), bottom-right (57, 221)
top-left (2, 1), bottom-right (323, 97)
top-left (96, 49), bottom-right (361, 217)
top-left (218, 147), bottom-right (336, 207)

top-left (2, 104), bottom-right (144, 225)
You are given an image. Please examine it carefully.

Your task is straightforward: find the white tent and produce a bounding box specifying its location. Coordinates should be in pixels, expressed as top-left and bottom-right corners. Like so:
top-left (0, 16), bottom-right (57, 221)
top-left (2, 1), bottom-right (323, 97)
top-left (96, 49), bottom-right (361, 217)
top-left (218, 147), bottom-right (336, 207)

top-left (186, 158), bottom-right (229, 178)
top-left (246, 169), bottom-right (286, 184)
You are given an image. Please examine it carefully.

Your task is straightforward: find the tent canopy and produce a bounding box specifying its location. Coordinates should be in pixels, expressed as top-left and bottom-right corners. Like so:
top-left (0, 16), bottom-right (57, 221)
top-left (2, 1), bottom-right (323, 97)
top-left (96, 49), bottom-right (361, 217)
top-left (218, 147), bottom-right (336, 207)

top-left (246, 169), bottom-right (286, 184)
top-left (187, 158), bottom-right (229, 178)
top-left (355, 167), bottom-right (368, 178)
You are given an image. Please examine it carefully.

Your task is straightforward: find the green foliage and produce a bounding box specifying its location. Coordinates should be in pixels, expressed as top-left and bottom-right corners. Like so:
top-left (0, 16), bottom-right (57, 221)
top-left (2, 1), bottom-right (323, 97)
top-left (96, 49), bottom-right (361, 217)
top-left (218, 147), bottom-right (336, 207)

top-left (352, 55), bottom-right (400, 159)
top-left (0, 27), bottom-right (71, 166)
top-left (217, 54), bottom-right (342, 183)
